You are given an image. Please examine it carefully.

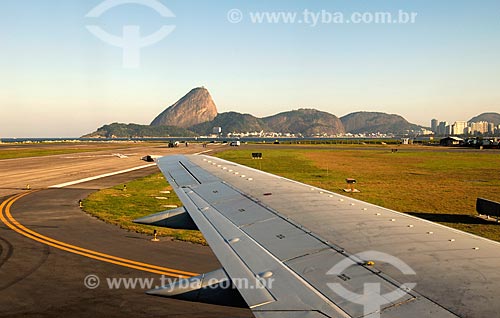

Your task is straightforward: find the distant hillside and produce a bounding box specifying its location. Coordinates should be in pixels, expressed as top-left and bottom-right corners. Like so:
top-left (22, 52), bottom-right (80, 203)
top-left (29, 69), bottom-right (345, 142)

top-left (340, 111), bottom-right (423, 134)
top-left (189, 109), bottom-right (345, 135)
top-left (150, 87), bottom-right (218, 128)
top-left (189, 112), bottom-right (269, 134)
top-left (83, 87), bottom-right (432, 138)
top-left (469, 112), bottom-right (500, 125)
top-left (263, 109), bottom-right (345, 135)
top-left (83, 123), bottom-right (196, 138)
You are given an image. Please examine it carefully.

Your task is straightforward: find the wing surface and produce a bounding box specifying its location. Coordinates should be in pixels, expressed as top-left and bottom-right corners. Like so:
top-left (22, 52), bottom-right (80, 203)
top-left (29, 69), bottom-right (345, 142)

top-left (151, 155), bottom-right (471, 318)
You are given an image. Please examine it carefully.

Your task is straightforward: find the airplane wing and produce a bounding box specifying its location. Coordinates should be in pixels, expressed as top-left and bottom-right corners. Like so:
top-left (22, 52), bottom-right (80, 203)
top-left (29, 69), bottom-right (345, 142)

top-left (136, 154), bottom-right (500, 318)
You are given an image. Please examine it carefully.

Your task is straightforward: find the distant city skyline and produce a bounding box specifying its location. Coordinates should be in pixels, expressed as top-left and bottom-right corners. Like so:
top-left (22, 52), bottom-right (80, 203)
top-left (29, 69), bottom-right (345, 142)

top-left (1, 0), bottom-right (499, 137)
top-left (430, 117), bottom-right (499, 136)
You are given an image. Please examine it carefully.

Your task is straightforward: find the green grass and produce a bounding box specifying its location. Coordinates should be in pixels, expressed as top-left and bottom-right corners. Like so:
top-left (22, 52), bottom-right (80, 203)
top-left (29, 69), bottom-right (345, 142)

top-left (0, 148), bottom-right (100, 160)
top-left (215, 147), bottom-right (500, 242)
top-left (82, 173), bottom-right (206, 244)
top-left (81, 145), bottom-right (500, 243)
top-left (0, 142), bottom-right (158, 160)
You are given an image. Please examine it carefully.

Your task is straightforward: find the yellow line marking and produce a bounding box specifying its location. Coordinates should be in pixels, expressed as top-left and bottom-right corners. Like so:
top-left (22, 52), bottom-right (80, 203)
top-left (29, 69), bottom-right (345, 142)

top-left (0, 193), bottom-right (199, 278)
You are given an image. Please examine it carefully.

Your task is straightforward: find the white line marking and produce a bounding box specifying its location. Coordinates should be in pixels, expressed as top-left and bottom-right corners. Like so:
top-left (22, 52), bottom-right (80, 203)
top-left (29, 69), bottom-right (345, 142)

top-left (193, 150), bottom-right (213, 155)
top-left (49, 164), bottom-right (156, 188)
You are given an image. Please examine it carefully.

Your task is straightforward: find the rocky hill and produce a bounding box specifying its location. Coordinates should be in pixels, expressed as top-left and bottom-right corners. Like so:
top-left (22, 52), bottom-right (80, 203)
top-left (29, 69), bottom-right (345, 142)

top-left (150, 87), bottom-right (218, 128)
top-left (340, 111), bottom-right (423, 134)
top-left (83, 87), bottom-right (433, 137)
top-left (469, 112), bottom-right (500, 125)
top-left (263, 109), bottom-right (345, 135)
top-left (190, 112), bottom-right (269, 134)
top-left (83, 123), bottom-right (195, 138)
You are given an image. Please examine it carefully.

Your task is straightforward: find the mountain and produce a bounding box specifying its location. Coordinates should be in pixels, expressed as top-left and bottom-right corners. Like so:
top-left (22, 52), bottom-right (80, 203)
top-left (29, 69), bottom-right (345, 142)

top-left (340, 111), bottom-right (423, 134)
top-left (263, 109), bottom-right (345, 135)
top-left (83, 123), bottom-right (196, 138)
top-left (189, 112), bottom-right (269, 134)
top-left (469, 112), bottom-right (500, 125)
top-left (150, 87), bottom-right (218, 128)
top-left (83, 87), bottom-right (429, 138)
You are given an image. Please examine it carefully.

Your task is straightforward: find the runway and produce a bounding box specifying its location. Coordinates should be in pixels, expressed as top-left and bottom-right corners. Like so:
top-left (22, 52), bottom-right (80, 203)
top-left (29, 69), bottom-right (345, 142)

top-left (0, 144), bottom-right (251, 317)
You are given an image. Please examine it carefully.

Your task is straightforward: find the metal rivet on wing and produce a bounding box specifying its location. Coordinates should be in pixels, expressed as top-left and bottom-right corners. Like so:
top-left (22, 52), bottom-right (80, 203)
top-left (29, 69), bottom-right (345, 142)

top-left (228, 238), bottom-right (240, 244)
top-left (329, 195), bottom-right (333, 198)
top-left (390, 219), bottom-right (396, 222)
top-left (247, 178), bottom-right (253, 181)
top-left (449, 239), bottom-right (455, 242)
top-left (408, 224), bottom-right (414, 228)
top-left (473, 247), bottom-right (480, 250)
top-left (427, 231), bottom-right (434, 234)
top-left (350, 203), bottom-right (355, 206)
top-left (240, 175), bottom-right (246, 178)
top-left (362, 208), bottom-right (368, 211)
top-left (375, 213), bottom-right (381, 216)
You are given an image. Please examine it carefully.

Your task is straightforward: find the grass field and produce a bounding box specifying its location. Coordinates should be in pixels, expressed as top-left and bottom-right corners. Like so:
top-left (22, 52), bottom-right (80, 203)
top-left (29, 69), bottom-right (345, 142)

top-left (81, 144), bottom-right (500, 243)
top-left (215, 146), bottom-right (500, 241)
top-left (82, 172), bottom-right (206, 244)
top-left (0, 142), bottom-right (152, 160)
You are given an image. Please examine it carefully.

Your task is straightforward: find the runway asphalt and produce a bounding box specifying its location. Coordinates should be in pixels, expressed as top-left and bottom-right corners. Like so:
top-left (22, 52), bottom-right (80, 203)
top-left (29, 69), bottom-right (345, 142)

top-left (0, 144), bottom-right (252, 317)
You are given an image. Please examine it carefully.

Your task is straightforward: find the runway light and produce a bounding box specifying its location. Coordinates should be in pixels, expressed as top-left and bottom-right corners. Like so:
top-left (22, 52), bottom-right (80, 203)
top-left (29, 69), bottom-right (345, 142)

top-left (151, 229), bottom-right (160, 242)
top-left (79, 200), bottom-right (83, 208)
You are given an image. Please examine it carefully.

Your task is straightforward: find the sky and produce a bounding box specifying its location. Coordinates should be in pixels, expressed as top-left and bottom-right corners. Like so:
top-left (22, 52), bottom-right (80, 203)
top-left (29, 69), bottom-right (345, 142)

top-left (1, 0), bottom-right (499, 137)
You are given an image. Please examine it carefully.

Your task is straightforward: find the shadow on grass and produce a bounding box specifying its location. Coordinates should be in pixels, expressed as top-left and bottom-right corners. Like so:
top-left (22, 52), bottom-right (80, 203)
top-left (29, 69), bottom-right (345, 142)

top-left (407, 212), bottom-right (496, 225)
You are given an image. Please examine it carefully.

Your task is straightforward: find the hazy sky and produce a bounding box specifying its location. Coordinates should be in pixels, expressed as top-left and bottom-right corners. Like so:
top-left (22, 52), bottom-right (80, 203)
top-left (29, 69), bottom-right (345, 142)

top-left (1, 0), bottom-right (499, 137)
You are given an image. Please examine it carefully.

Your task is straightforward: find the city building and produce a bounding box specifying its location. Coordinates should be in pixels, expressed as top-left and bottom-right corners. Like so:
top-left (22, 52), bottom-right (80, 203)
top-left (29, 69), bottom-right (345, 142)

top-left (451, 121), bottom-right (467, 135)
top-left (437, 121), bottom-right (448, 135)
top-left (431, 119), bottom-right (438, 133)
